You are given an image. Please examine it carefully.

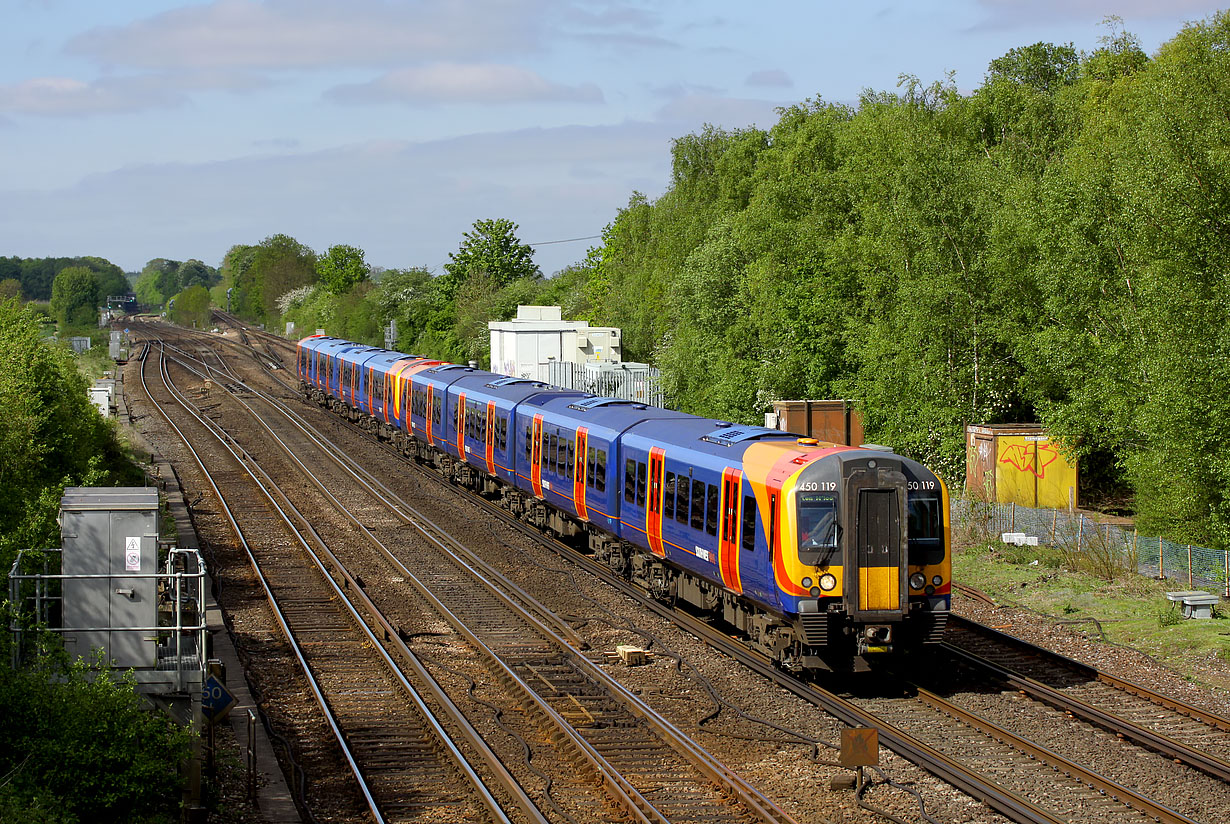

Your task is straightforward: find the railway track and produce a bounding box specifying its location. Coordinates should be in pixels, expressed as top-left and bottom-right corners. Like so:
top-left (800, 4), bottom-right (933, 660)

top-left (137, 317), bottom-right (1230, 823)
top-left (139, 339), bottom-right (537, 824)
top-left (134, 323), bottom-right (801, 824)
top-left (941, 614), bottom-right (1230, 783)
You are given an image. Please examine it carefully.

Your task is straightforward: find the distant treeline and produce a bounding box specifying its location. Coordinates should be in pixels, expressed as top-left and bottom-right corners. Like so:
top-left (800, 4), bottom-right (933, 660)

top-left (0, 256), bottom-right (128, 304)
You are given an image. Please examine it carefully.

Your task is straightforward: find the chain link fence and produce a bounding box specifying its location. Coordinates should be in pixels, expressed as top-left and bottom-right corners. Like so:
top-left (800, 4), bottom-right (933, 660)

top-left (952, 499), bottom-right (1230, 597)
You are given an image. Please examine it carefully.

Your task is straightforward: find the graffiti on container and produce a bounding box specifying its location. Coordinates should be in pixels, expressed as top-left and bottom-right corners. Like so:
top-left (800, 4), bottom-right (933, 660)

top-left (999, 442), bottom-right (1059, 479)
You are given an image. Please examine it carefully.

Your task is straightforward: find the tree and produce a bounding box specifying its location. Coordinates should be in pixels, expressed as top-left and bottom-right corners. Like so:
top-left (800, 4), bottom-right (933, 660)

top-left (170, 285), bottom-right (212, 329)
top-left (0, 279), bottom-right (20, 301)
top-left (236, 235), bottom-right (317, 322)
top-left (440, 219), bottom-right (539, 299)
top-left (316, 244), bottom-right (370, 296)
top-left (176, 259), bottom-right (217, 290)
top-left (134, 259), bottom-right (180, 307)
top-left (49, 267), bottom-right (99, 328)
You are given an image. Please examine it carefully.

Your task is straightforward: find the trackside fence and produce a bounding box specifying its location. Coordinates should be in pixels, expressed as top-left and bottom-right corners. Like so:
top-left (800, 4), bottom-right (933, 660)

top-left (951, 500), bottom-right (1230, 597)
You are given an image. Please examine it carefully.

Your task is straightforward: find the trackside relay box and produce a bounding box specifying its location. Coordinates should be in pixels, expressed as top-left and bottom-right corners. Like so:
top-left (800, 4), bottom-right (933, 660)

top-left (60, 487), bottom-right (160, 667)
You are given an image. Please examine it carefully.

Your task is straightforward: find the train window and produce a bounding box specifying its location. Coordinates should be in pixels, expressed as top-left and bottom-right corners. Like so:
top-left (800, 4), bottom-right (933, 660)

top-left (690, 480), bottom-right (705, 530)
top-left (525, 424), bottom-right (532, 461)
top-left (705, 484), bottom-right (719, 536)
top-left (595, 449), bottom-right (607, 492)
top-left (498, 417), bottom-right (507, 450)
top-left (741, 496), bottom-right (756, 551)
top-left (433, 395), bottom-right (442, 425)
top-left (676, 477), bottom-right (690, 524)
top-left (908, 495), bottom-right (944, 565)
top-left (798, 492), bottom-right (839, 558)
top-left (548, 434), bottom-right (558, 474)
top-left (635, 462), bottom-right (646, 507)
top-left (664, 472), bottom-right (676, 519)
top-left (624, 459), bottom-right (636, 503)
top-left (768, 494), bottom-right (778, 554)
top-left (586, 446), bottom-right (595, 487)
top-left (566, 439), bottom-right (574, 478)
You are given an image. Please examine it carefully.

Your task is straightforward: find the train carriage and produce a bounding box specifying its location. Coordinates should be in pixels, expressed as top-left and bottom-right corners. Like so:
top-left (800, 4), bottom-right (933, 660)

top-left (513, 396), bottom-right (689, 533)
top-left (299, 334), bottom-right (951, 672)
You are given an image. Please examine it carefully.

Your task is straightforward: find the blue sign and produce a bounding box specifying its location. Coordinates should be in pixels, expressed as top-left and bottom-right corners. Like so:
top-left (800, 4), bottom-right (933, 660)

top-left (201, 674), bottom-right (236, 723)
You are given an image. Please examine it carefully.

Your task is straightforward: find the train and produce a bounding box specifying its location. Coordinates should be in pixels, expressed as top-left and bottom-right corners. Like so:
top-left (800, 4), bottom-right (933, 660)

top-left (296, 335), bottom-right (951, 671)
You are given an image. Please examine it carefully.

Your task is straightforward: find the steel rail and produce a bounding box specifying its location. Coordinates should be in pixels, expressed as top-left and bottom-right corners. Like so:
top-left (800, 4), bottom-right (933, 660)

top-left (167, 332), bottom-right (800, 824)
top-left (940, 640), bottom-right (1230, 782)
top-left (138, 343), bottom-right (384, 822)
top-left (145, 341), bottom-right (527, 824)
top-left (948, 614), bottom-right (1230, 733)
top-left (914, 688), bottom-right (1203, 824)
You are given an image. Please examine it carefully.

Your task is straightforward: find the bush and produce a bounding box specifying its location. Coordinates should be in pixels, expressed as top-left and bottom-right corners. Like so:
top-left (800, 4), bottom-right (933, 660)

top-left (0, 645), bottom-right (193, 823)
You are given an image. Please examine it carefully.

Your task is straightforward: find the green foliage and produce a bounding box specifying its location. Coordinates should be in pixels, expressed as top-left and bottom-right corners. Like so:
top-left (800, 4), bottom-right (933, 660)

top-left (317, 244), bottom-right (370, 296)
top-left (49, 266), bottom-right (100, 329)
top-left (235, 234), bottom-right (317, 323)
top-left (440, 218), bottom-right (540, 300)
top-left (169, 284), bottom-right (212, 329)
top-left (574, 11), bottom-right (1230, 549)
top-left (0, 646), bottom-right (192, 823)
top-left (0, 300), bottom-right (133, 577)
top-left (0, 278), bottom-right (21, 301)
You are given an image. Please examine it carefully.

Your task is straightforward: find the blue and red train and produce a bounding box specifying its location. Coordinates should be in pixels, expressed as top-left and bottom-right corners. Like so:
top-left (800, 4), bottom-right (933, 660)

top-left (297, 335), bottom-right (951, 671)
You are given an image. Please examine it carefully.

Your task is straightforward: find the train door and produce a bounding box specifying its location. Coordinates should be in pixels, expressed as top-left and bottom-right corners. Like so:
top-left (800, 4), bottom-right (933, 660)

top-left (484, 402), bottom-right (496, 474)
top-left (574, 428), bottom-right (589, 520)
top-left (717, 468), bottom-right (743, 593)
top-left (531, 414), bottom-right (544, 497)
top-left (455, 392), bottom-right (466, 456)
top-left (425, 384), bottom-right (434, 443)
top-left (646, 448), bottom-right (665, 556)
top-left (857, 489), bottom-right (902, 612)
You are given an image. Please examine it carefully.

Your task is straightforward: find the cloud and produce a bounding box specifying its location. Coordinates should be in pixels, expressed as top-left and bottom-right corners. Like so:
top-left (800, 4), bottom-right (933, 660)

top-left (653, 94), bottom-right (784, 128)
top-left (650, 82), bottom-right (724, 99)
top-left (0, 75), bottom-right (184, 116)
top-left (327, 64), bottom-right (603, 105)
top-left (970, 0), bottom-right (1220, 26)
top-left (65, 0), bottom-right (555, 71)
top-left (0, 70), bottom-right (271, 116)
top-left (0, 122), bottom-right (679, 276)
top-left (746, 69), bottom-right (792, 88)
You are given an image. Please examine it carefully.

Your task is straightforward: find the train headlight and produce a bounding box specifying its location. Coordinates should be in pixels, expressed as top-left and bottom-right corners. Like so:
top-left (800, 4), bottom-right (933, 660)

top-left (909, 572), bottom-right (926, 590)
top-left (932, 575), bottom-right (943, 587)
top-left (801, 577), bottom-right (813, 588)
top-left (819, 573), bottom-right (837, 592)
top-left (809, 587), bottom-right (821, 597)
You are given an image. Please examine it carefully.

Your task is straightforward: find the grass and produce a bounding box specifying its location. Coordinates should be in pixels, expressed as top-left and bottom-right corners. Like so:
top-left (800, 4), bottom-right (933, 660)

top-left (953, 539), bottom-right (1230, 692)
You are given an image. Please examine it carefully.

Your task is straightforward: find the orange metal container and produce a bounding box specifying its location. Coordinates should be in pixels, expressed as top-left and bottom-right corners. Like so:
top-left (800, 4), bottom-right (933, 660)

top-left (771, 400), bottom-right (864, 446)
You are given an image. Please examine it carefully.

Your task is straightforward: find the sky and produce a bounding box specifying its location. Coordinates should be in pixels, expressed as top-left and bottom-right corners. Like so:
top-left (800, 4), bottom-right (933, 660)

top-left (0, 1), bottom-right (1223, 278)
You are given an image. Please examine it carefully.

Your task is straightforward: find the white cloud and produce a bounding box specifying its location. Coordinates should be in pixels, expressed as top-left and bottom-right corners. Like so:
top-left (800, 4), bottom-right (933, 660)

top-left (0, 70), bottom-right (271, 116)
top-left (746, 69), bottom-right (792, 88)
top-left (0, 122), bottom-right (678, 275)
top-left (327, 64), bottom-right (603, 105)
top-left (653, 93), bottom-right (784, 128)
top-left (66, 0), bottom-right (558, 71)
top-left (970, 0), bottom-right (1221, 26)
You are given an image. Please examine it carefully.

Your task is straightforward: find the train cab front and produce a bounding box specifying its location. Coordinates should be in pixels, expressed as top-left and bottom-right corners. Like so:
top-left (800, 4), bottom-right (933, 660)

top-left (785, 447), bottom-right (950, 669)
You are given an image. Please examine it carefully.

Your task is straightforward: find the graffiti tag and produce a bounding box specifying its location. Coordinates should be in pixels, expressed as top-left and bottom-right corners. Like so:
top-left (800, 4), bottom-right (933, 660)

top-left (999, 442), bottom-right (1059, 479)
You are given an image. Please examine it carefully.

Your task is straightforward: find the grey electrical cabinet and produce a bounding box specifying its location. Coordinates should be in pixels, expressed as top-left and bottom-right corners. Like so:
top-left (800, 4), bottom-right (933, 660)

top-left (60, 487), bottom-right (160, 667)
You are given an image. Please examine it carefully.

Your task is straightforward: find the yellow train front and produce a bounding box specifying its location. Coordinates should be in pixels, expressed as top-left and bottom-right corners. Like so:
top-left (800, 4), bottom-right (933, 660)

top-left (764, 441), bottom-right (951, 670)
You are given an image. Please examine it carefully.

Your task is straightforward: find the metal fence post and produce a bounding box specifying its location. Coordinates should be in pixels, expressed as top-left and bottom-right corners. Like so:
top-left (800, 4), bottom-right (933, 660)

top-left (1224, 551), bottom-right (1229, 598)
top-left (247, 709), bottom-right (257, 800)
top-left (1076, 516), bottom-right (1083, 553)
top-left (1159, 536), bottom-right (1165, 580)
top-left (1010, 502), bottom-right (1016, 531)
top-left (1051, 510), bottom-right (1058, 544)
top-left (1188, 545), bottom-right (1193, 589)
